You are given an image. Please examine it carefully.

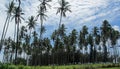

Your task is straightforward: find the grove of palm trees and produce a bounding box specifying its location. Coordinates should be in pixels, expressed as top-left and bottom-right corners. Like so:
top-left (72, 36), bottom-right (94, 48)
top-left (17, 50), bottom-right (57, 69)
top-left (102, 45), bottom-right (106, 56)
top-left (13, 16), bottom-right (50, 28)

top-left (0, 0), bottom-right (120, 69)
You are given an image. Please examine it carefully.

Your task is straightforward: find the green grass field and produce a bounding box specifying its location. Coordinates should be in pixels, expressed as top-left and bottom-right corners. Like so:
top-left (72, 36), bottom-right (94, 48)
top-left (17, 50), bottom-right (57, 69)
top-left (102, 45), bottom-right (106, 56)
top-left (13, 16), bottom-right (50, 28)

top-left (1, 64), bottom-right (120, 69)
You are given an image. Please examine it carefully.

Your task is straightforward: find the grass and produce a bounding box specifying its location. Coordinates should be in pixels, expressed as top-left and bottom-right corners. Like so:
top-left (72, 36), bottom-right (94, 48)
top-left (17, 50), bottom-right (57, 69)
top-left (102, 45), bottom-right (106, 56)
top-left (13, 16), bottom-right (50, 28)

top-left (0, 63), bottom-right (120, 69)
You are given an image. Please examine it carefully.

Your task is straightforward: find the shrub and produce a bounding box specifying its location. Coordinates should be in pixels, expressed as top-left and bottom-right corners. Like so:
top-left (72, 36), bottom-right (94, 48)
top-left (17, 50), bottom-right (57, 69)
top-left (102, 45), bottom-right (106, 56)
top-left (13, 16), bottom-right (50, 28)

top-left (84, 66), bottom-right (96, 69)
top-left (18, 65), bottom-right (24, 69)
top-left (0, 64), bottom-right (8, 69)
top-left (8, 66), bottom-right (16, 69)
top-left (101, 63), bottom-right (120, 68)
top-left (51, 66), bottom-right (55, 69)
top-left (73, 66), bottom-right (77, 69)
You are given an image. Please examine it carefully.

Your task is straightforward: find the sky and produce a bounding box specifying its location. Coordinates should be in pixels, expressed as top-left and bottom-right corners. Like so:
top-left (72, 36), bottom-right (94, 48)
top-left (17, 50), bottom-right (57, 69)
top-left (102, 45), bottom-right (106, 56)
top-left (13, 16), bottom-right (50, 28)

top-left (0, 0), bottom-right (120, 61)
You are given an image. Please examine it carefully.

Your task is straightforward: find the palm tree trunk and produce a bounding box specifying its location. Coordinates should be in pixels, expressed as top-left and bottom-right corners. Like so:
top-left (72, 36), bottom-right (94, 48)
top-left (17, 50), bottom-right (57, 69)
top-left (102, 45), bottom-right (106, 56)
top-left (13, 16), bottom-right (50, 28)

top-left (3, 16), bottom-right (11, 42)
top-left (15, 18), bottom-right (20, 65)
top-left (0, 15), bottom-right (9, 51)
top-left (58, 12), bottom-right (62, 32)
top-left (94, 44), bottom-right (97, 63)
top-left (39, 15), bottom-right (43, 65)
top-left (14, 23), bottom-right (17, 42)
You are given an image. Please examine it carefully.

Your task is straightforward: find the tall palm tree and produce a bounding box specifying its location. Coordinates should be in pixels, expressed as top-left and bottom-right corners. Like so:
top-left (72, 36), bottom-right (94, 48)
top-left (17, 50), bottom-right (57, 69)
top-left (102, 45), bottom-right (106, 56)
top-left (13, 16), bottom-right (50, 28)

top-left (92, 26), bottom-right (100, 63)
top-left (37, 0), bottom-right (51, 40)
top-left (43, 37), bottom-right (52, 65)
top-left (82, 26), bottom-right (88, 53)
top-left (26, 16), bottom-right (37, 65)
top-left (64, 35), bottom-right (71, 63)
top-left (78, 31), bottom-right (84, 63)
top-left (100, 20), bottom-right (111, 63)
top-left (79, 26), bottom-right (88, 63)
top-left (36, 0), bottom-right (51, 64)
top-left (0, 1), bottom-right (15, 51)
top-left (31, 31), bottom-right (39, 65)
top-left (51, 29), bottom-right (58, 64)
top-left (56, 0), bottom-right (71, 19)
top-left (26, 16), bottom-right (37, 36)
top-left (69, 29), bottom-right (77, 64)
top-left (110, 29), bottom-right (120, 63)
top-left (11, 5), bottom-right (24, 64)
top-left (56, 0), bottom-right (71, 33)
top-left (87, 34), bottom-right (94, 63)
top-left (56, 0), bottom-right (71, 66)
top-left (3, 37), bottom-right (12, 63)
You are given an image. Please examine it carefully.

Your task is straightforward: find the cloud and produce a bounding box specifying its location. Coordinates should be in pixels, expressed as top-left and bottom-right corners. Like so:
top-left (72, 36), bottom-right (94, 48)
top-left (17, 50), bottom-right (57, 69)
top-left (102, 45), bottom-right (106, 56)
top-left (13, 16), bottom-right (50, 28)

top-left (0, 0), bottom-right (120, 38)
top-left (113, 25), bottom-right (120, 31)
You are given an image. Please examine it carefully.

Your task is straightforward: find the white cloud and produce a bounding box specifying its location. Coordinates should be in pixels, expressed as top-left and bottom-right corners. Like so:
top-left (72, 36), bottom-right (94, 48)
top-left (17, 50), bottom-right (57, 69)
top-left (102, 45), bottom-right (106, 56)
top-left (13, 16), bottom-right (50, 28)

top-left (0, 0), bottom-right (120, 37)
top-left (113, 25), bottom-right (120, 31)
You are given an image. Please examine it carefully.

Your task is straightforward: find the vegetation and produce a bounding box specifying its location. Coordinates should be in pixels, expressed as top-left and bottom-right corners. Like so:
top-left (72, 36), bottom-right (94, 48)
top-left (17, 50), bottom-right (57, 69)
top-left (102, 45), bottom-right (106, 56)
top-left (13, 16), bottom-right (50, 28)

top-left (0, 63), bottom-right (120, 69)
top-left (0, 0), bottom-right (120, 67)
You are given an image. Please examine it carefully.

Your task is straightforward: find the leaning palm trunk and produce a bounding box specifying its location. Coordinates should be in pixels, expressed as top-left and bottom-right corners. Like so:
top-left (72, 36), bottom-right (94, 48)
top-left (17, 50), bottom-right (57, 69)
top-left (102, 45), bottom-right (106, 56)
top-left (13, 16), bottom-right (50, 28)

top-left (0, 15), bottom-right (9, 51)
top-left (3, 16), bottom-right (11, 42)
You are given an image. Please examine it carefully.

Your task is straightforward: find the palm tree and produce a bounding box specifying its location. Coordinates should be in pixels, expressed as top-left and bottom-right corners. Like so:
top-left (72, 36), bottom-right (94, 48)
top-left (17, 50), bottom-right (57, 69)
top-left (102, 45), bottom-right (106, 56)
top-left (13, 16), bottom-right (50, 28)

top-left (24, 33), bottom-right (31, 65)
top-left (69, 29), bottom-right (77, 64)
top-left (31, 31), bottom-right (39, 65)
top-left (56, 0), bottom-right (71, 21)
top-left (92, 26), bottom-right (100, 63)
top-left (100, 20), bottom-right (111, 63)
top-left (51, 29), bottom-right (58, 64)
top-left (79, 26), bottom-right (88, 63)
top-left (37, 0), bottom-right (51, 40)
top-left (36, 0), bottom-right (51, 65)
top-left (3, 37), bottom-right (12, 63)
top-left (87, 34), bottom-right (94, 63)
top-left (55, 0), bottom-right (71, 65)
top-left (26, 16), bottom-right (37, 36)
top-left (64, 35), bottom-right (70, 63)
top-left (43, 37), bottom-right (52, 65)
top-left (26, 19), bottom-right (38, 65)
top-left (56, 0), bottom-right (71, 34)
top-left (110, 29), bottom-right (120, 63)
top-left (39, 0), bottom-right (51, 11)
top-left (59, 24), bottom-right (66, 39)
top-left (82, 26), bottom-right (88, 53)
top-left (11, 5), bottom-right (24, 64)
top-left (0, 1), bottom-right (15, 51)
top-left (78, 31), bottom-right (84, 63)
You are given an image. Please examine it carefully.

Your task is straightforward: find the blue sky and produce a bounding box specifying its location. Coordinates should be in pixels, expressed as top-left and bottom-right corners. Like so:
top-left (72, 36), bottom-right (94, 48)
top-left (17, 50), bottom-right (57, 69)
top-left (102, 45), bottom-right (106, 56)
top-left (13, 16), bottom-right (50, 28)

top-left (0, 0), bottom-right (120, 61)
top-left (0, 0), bottom-right (120, 37)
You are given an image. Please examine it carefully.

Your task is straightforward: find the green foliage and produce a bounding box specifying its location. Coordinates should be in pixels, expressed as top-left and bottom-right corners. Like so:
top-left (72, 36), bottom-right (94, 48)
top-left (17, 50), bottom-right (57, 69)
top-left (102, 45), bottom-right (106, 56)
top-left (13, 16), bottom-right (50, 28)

top-left (8, 66), bottom-right (16, 69)
top-left (84, 66), bottom-right (96, 69)
top-left (18, 65), bottom-right (24, 69)
top-left (0, 64), bottom-right (8, 69)
top-left (101, 64), bottom-right (120, 68)
top-left (51, 66), bottom-right (55, 69)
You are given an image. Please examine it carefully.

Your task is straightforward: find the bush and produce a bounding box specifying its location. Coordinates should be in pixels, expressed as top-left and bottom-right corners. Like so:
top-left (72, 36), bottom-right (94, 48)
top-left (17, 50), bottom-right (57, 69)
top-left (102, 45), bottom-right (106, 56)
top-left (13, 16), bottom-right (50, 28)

top-left (73, 66), bottom-right (77, 69)
top-left (51, 66), bottom-right (55, 69)
top-left (84, 66), bottom-right (96, 69)
top-left (101, 64), bottom-right (120, 68)
top-left (18, 65), bottom-right (24, 69)
top-left (8, 66), bottom-right (16, 69)
top-left (0, 64), bottom-right (8, 69)
top-left (66, 68), bottom-right (70, 69)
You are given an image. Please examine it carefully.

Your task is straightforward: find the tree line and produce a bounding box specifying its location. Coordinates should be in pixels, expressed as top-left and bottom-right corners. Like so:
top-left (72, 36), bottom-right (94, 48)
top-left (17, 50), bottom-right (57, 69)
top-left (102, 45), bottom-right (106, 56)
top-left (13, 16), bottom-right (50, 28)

top-left (0, 0), bottom-right (120, 66)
